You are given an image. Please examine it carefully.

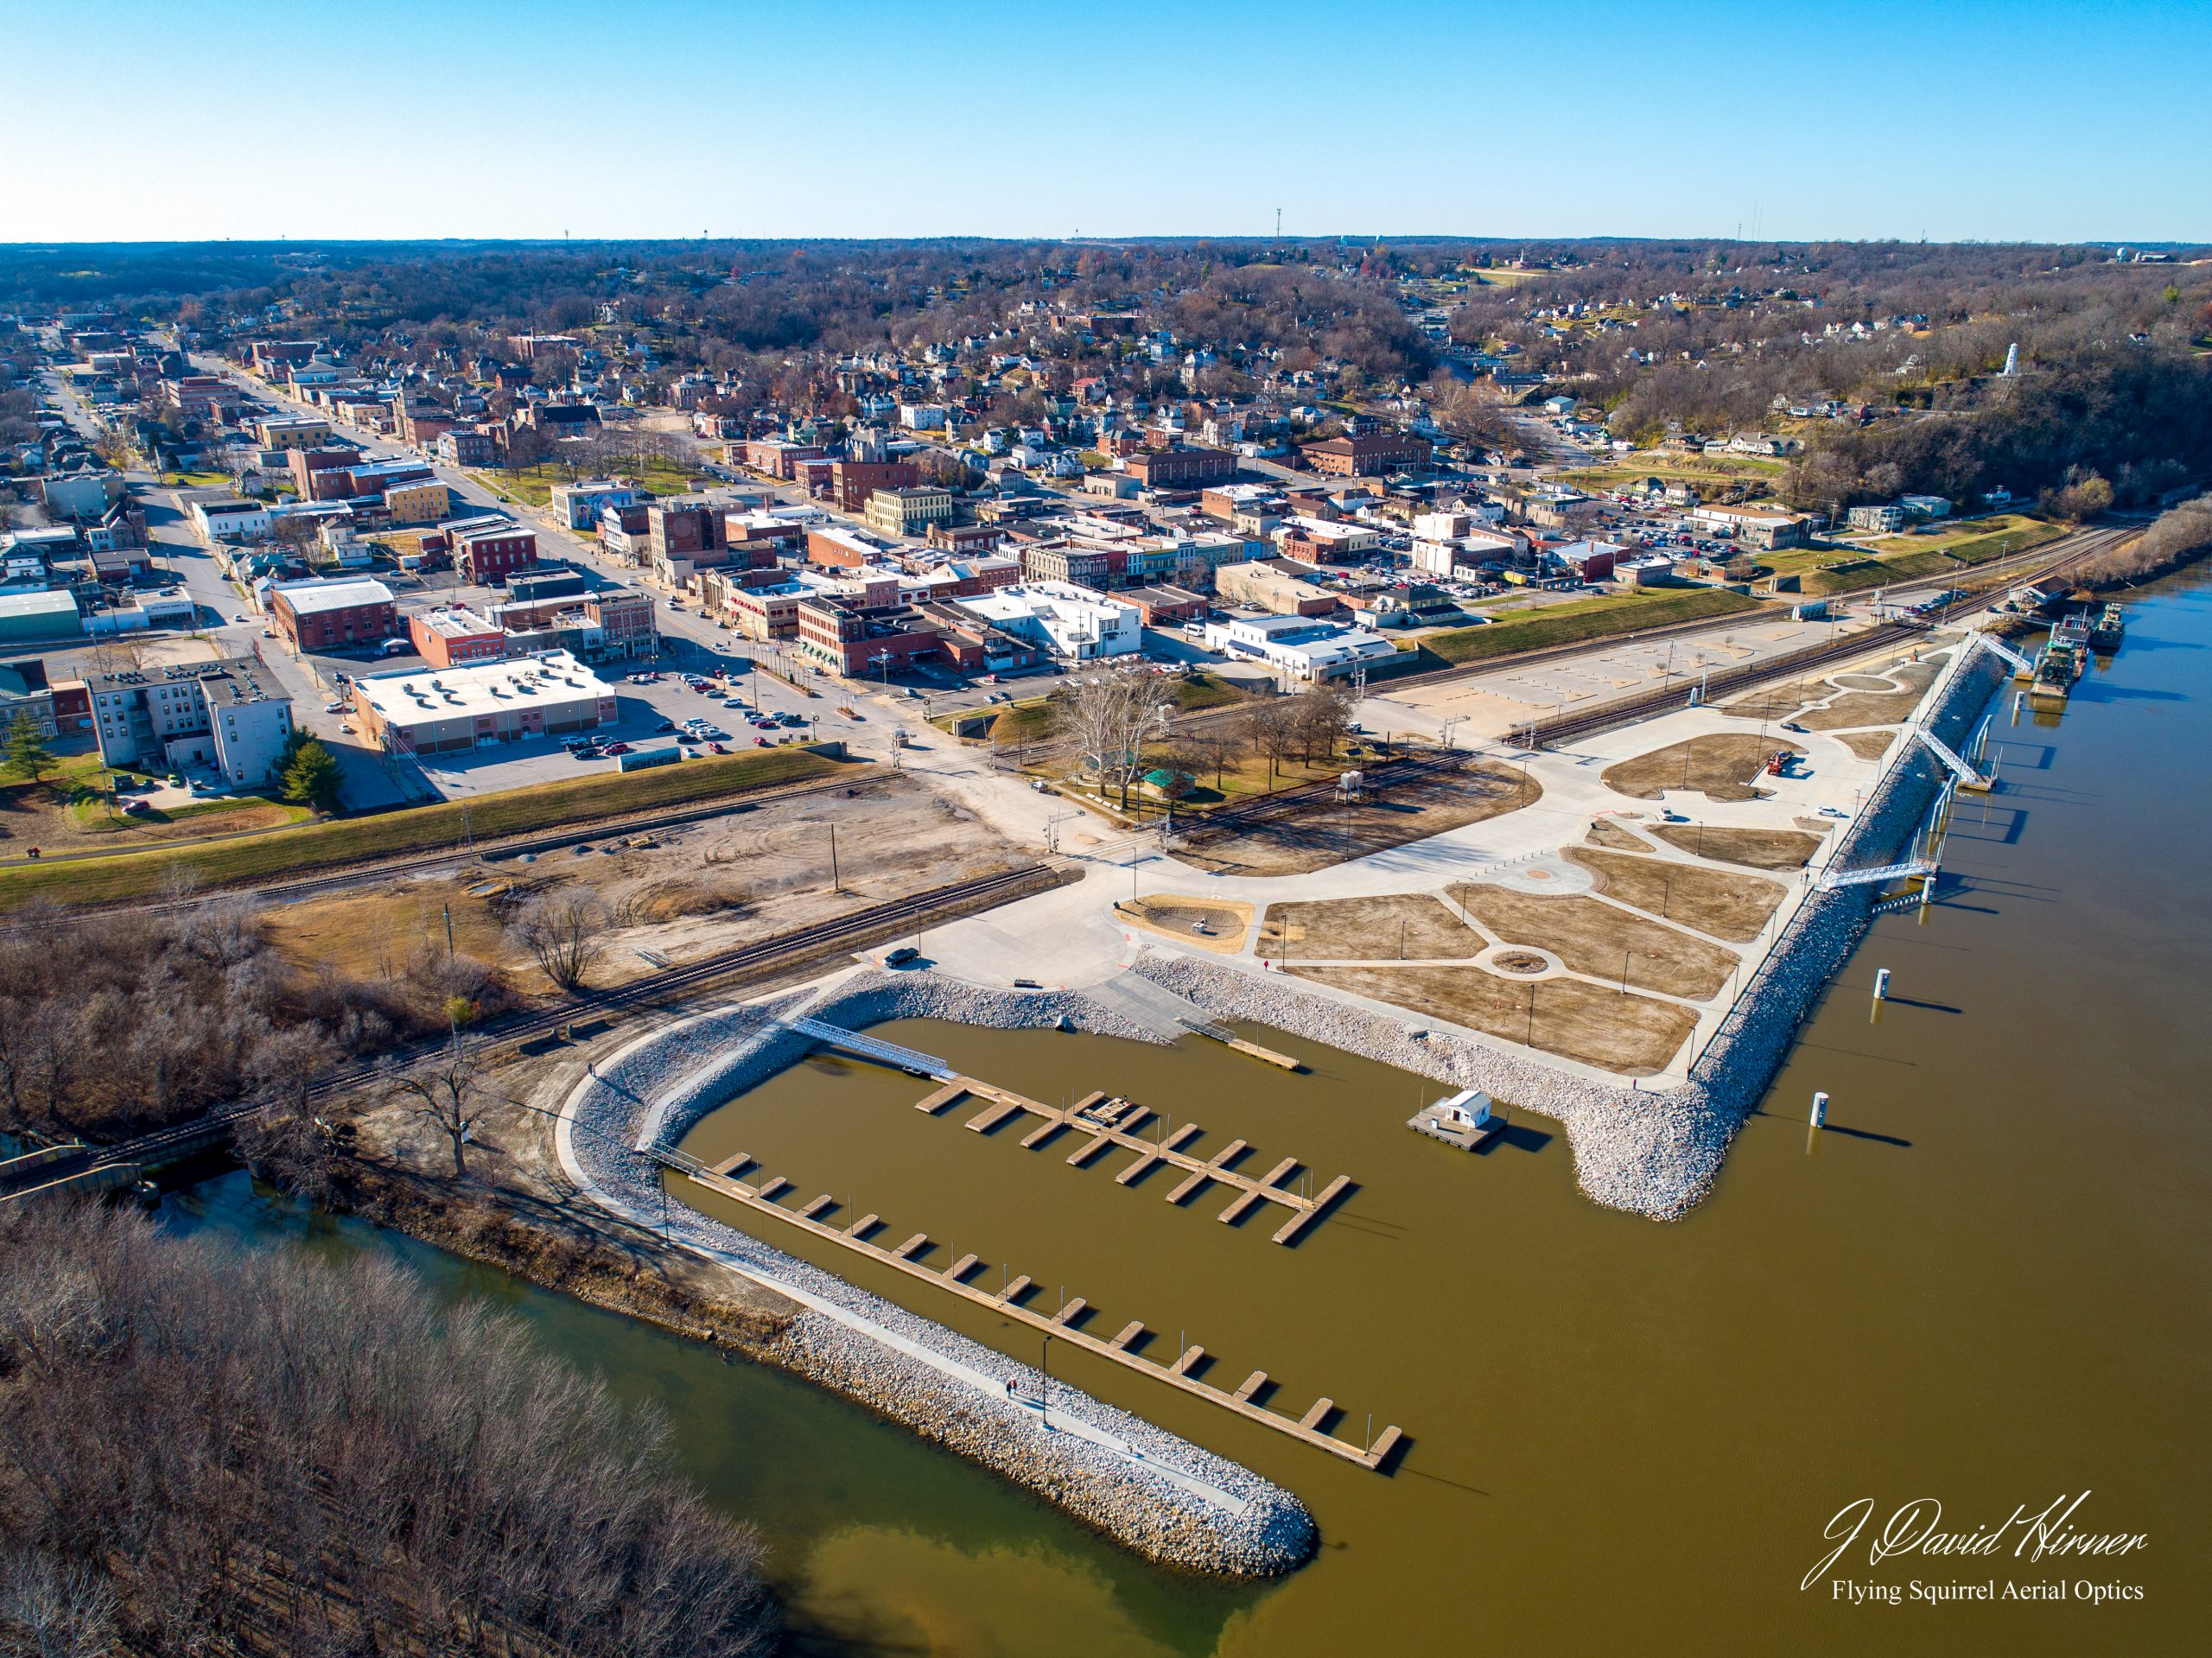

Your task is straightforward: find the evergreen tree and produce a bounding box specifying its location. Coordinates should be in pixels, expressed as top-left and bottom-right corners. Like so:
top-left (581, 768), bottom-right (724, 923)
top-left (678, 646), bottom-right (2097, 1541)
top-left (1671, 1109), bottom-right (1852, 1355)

top-left (3, 710), bottom-right (55, 785)
top-left (280, 736), bottom-right (343, 813)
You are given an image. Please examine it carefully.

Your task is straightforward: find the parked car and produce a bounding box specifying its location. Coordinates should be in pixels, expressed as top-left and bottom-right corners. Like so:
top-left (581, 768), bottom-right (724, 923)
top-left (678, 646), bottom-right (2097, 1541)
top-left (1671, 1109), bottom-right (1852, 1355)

top-left (603, 741), bottom-right (631, 755)
top-left (886, 947), bottom-right (922, 966)
top-left (708, 741), bottom-right (728, 753)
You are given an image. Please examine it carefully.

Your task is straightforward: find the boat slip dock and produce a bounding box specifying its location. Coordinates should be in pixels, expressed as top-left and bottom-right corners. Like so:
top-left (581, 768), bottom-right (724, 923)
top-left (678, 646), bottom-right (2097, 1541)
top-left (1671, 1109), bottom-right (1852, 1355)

top-left (918, 1079), bottom-right (1356, 1245)
top-left (664, 1147), bottom-right (1400, 1471)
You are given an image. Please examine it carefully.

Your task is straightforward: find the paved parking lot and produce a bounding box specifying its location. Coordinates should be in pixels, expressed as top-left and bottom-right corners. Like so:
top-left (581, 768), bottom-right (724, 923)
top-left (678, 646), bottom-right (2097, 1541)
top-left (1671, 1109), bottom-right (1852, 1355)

top-left (1370, 612), bottom-right (1861, 741)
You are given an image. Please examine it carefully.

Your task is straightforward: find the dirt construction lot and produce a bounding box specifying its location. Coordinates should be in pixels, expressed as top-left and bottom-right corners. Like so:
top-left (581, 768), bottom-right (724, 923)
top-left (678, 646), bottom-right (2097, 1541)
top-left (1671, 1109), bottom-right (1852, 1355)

top-left (1562, 847), bottom-right (1786, 943)
top-left (1601, 734), bottom-right (1803, 804)
top-left (1256, 893), bottom-right (1484, 961)
top-left (1456, 887), bottom-right (1738, 1000)
top-left (1178, 760), bottom-right (1535, 876)
top-left (1289, 964), bottom-right (1696, 1076)
top-left (263, 774), bottom-right (1027, 993)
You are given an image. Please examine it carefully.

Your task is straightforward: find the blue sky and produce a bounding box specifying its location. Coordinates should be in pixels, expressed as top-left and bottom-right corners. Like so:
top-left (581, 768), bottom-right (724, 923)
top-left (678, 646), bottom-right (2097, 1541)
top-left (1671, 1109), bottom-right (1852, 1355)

top-left (3, 0), bottom-right (2207, 244)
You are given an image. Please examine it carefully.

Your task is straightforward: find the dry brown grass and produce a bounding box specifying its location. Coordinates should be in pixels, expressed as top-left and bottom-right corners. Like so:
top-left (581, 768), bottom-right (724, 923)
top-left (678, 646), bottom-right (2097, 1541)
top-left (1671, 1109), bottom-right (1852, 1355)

top-left (1288, 964), bottom-right (1695, 1076)
top-left (1456, 886), bottom-right (1738, 998)
top-left (1719, 684), bottom-right (1811, 722)
top-left (1798, 662), bottom-right (1937, 730)
top-left (1835, 729), bottom-right (1898, 761)
top-left (264, 877), bottom-right (516, 984)
top-left (1119, 894), bottom-right (1253, 953)
top-left (1563, 847), bottom-right (1785, 943)
top-left (1832, 673), bottom-right (1896, 691)
top-left (1649, 823), bottom-right (1825, 869)
top-left (1178, 760), bottom-right (1534, 876)
top-left (1601, 733), bottom-right (1802, 804)
top-left (1256, 893), bottom-right (1482, 961)
top-left (1586, 817), bottom-right (1656, 851)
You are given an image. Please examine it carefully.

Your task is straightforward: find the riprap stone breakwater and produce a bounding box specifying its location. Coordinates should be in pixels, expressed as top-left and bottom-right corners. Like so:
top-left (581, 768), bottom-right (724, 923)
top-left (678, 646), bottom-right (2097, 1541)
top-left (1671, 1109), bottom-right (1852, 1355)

top-left (558, 972), bottom-right (1317, 1578)
top-left (1136, 645), bottom-right (2009, 1222)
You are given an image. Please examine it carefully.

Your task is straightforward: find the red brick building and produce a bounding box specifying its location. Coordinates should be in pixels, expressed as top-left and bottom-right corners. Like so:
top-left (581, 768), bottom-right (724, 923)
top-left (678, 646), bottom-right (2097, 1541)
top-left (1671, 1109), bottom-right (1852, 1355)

top-left (1124, 446), bottom-right (1237, 489)
top-left (450, 522), bottom-right (539, 585)
top-left (1300, 432), bottom-right (1432, 477)
top-left (409, 606), bottom-right (506, 669)
top-left (925, 522), bottom-right (1006, 555)
top-left (270, 577), bottom-right (397, 653)
top-left (830, 459), bottom-right (918, 512)
top-left (795, 598), bottom-right (940, 677)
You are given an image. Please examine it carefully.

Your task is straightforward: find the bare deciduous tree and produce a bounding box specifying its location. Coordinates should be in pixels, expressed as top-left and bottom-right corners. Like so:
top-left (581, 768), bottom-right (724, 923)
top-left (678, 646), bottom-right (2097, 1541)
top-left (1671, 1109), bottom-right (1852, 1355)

top-left (389, 1039), bottom-right (495, 1179)
top-left (511, 891), bottom-right (612, 992)
top-left (0, 1204), bottom-right (779, 1656)
top-left (1052, 669), bottom-right (1176, 810)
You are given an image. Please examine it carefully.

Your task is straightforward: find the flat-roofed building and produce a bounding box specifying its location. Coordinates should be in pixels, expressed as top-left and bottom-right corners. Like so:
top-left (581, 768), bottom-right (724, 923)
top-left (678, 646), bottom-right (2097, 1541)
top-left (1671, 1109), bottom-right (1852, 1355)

top-left (863, 485), bottom-right (955, 538)
top-left (953, 581), bottom-right (1140, 661)
top-left (1214, 559), bottom-right (1340, 617)
top-left (409, 605), bottom-right (505, 670)
top-left (86, 656), bottom-right (294, 787)
top-left (269, 576), bottom-right (397, 654)
top-left (1691, 504), bottom-right (1807, 549)
top-left (350, 650), bottom-right (616, 755)
top-left (1198, 613), bottom-right (1398, 682)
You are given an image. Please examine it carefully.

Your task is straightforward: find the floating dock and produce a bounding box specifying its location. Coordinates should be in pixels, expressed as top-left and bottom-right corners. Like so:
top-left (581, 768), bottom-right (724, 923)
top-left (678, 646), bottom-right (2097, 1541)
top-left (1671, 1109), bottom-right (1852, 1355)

top-left (668, 1154), bottom-right (1400, 1470)
top-left (917, 1076), bottom-right (1352, 1245)
top-left (1407, 1089), bottom-right (1510, 1152)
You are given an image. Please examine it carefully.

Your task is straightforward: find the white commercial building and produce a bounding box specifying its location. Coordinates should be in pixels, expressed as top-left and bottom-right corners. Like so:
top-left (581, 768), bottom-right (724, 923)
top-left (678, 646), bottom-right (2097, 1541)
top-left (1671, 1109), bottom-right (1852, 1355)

top-left (1199, 614), bottom-right (1399, 682)
top-left (1408, 528), bottom-right (1523, 577)
top-left (953, 580), bottom-right (1140, 661)
top-left (188, 497), bottom-right (272, 544)
top-left (350, 649), bottom-right (617, 755)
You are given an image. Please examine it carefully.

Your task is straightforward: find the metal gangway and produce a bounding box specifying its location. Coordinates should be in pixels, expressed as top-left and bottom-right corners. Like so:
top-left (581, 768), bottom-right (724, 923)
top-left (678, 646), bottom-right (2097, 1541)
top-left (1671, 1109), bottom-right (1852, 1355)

top-left (785, 1016), bottom-right (956, 1079)
top-left (1966, 629), bottom-right (2034, 677)
top-left (1817, 855), bottom-right (1939, 893)
top-left (1909, 725), bottom-right (1993, 791)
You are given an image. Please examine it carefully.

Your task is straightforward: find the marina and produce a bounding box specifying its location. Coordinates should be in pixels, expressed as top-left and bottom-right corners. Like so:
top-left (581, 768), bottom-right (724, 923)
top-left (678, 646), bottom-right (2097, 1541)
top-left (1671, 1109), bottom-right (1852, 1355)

top-left (656, 1143), bottom-right (1402, 1470)
top-left (914, 1077), bottom-right (1356, 1241)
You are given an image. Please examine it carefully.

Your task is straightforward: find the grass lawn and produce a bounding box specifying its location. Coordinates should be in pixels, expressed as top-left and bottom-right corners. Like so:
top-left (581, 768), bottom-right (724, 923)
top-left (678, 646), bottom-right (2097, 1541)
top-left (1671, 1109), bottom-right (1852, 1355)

top-left (0, 746), bottom-right (842, 909)
top-left (1170, 671), bottom-right (1252, 714)
top-left (163, 471), bottom-right (232, 488)
top-left (1864, 513), bottom-right (2059, 564)
top-left (471, 459), bottom-right (708, 510)
top-left (1560, 455), bottom-right (1785, 492)
top-left (1419, 588), bottom-right (1760, 665)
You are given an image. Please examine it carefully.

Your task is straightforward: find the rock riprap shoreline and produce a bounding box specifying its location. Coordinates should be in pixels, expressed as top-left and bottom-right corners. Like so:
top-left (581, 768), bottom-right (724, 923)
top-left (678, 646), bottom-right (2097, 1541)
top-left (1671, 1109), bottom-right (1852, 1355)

top-left (559, 974), bottom-right (1316, 1578)
top-left (1137, 645), bottom-right (2007, 1221)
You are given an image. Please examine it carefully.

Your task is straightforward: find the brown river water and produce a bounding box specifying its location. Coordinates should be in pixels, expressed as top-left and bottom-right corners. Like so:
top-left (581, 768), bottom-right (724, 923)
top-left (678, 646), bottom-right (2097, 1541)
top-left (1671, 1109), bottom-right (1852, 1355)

top-left (175, 571), bottom-right (2209, 1655)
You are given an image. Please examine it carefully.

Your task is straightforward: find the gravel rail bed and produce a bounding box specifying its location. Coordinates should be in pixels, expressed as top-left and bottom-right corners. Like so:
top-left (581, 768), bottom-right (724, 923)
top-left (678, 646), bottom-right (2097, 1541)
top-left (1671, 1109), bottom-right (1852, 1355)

top-left (563, 971), bottom-right (1316, 1579)
top-left (1137, 650), bottom-right (2008, 1223)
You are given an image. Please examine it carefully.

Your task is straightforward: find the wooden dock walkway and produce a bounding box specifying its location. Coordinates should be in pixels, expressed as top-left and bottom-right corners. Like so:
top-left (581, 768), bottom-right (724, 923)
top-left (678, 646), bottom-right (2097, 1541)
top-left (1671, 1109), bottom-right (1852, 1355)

top-left (678, 1162), bottom-right (1399, 1470)
top-left (914, 1076), bottom-right (1353, 1247)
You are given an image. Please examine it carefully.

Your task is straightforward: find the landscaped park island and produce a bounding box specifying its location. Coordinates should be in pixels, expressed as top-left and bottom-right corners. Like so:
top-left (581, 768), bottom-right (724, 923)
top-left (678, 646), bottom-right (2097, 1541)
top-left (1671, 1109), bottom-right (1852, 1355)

top-left (547, 620), bottom-right (2015, 1572)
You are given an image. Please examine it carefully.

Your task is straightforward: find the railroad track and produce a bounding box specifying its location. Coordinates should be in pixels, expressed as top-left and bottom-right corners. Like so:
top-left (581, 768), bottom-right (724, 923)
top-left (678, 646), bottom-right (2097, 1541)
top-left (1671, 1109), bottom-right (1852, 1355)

top-left (0, 861), bottom-right (1067, 1197)
top-left (1515, 524), bottom-right (2142, 752)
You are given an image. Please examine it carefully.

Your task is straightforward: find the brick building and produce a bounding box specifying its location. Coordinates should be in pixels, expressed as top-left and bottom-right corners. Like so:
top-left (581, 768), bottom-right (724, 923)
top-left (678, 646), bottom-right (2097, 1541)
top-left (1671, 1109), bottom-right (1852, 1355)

top-left (1301, 432), bottom-right (1432, 477)
top-left (830, 459), bottom-right (917, 512)
top-left (449, 520), bottom-right (539, 585)
top-left (1124, 446), bottom-right (1236, 489)
top-left (409, 606), bottom-right (506, 670)
top-left (269, 576), bottom-right (397, 653)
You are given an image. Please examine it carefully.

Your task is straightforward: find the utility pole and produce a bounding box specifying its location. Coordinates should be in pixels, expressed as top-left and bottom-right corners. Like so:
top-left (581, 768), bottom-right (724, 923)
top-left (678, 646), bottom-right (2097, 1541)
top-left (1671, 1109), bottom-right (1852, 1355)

top-left (829, 823), bottom-right (840, 893)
